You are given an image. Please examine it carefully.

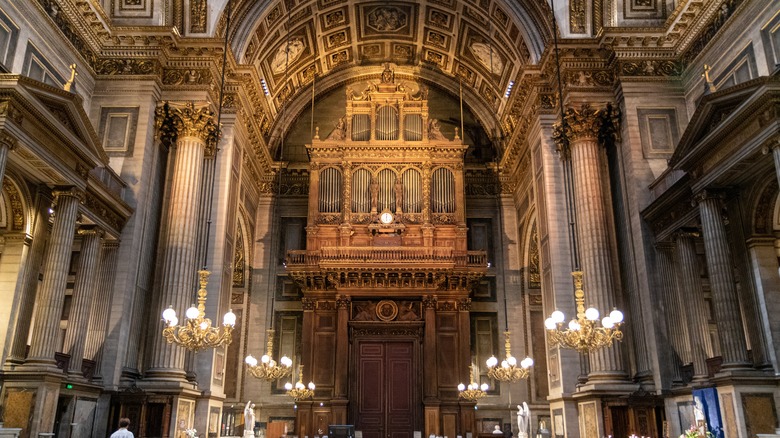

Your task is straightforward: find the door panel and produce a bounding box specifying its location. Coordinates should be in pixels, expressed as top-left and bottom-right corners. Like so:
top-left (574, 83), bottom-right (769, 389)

top-left (355, 340), bottom-right (418, 438)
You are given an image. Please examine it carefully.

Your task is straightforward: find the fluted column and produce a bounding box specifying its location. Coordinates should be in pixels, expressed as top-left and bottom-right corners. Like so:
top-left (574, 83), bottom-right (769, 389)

top-left (656, 242), bottom-right (689, 384)
top-left (63, 226), bottom-right (104, 375)
top-left (84, 241), bottom-right (119, 378)
top-left (27, 188), bottom-right (83, 366)
top-left (334, 295), bottom-right (350, 398)
top-left (673, 230), bottom-right (712, 379)
top-left (5, 190), bottom-right (52, 364)
top-left (696, 191), bottom-right (751, 369)
top-left (147, 102), bottom-right (216, 379)
top-left (0, 132), bottom-right (16, 186)
top-left (561, 104), bottom-right (625, 379)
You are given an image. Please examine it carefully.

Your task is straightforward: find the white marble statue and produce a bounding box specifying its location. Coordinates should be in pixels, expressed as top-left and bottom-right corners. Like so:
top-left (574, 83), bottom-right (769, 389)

top-left (517, 402), bottom-right (530, 438)
top-left (244, 401), bottom-right (256, 438)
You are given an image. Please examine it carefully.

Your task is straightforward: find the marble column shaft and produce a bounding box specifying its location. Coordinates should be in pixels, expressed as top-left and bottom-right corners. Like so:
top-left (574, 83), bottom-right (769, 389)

top-left (697, 193), bottom-right (750, 368)
top-left (27, 188), bottom-right (82, 364)
top-left (569, 134), bottom-right (624, 377)
top-left (84, 241), bottom-right (119, 377)
top-left (148, 134), bottom-right (208, 375)
top-left (656, 242), bottom-right (689, 382)
top-left (6, 191), bottom-right (52, 363)
top-left (673, 232), bottom-right (711, 378)
top-left (63, 226), bottom-right (104, 374)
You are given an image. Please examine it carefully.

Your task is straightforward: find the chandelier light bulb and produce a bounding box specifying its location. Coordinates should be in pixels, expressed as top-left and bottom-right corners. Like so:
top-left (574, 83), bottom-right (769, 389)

top-left (295, 381), bottom-right (305, 389)
top-left (285, 382), bottom-right (293, 390)
top-left (308, 382), bottom-right (316, 390)
top-left (506, 356), bottom-right (517, 366)
top-left (551, 310), bottom-right (565, 323)
top-left (568, 320), bottom-right (581, 331)
top-left (457, 383), bottom-right (466, 391)
top-left (520, 357), bottom-right (534, 368)
top-left (162, 307), bottom-right (177, 322)
top-left (602, 316), bottom-right (614, 328)
top-left (185, 306), bottom-right (199, 319)
top-left (544, 318), bottom-right (557, 329)
top-left (199, 321), bottom-right (208, 330)
top-left (245, 355), bottom-right (258, 366)
top-left (281, 356), bottom-right (293, 367)
top-left (585, 307), bottom-right (599, 321)
top-left (168, 316), bottom-right (178, 327)
top-left (486, 356), bottom-right (498, 367)
top-left (501, 360), bottom-right (509, 368)
top-left (261, 354), bottom-right (270, 363)
top-left (223, 310), bottom-right (236, 326)
top-left (609, 309), bottom-right (624, 323)
top-left (480, 383), bottom-right (489, 391)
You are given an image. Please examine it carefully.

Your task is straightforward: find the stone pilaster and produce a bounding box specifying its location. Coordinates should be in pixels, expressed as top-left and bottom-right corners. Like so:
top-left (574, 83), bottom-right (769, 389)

top-left (5, 190), bottom-right (51, 365)
top-left (559, 103), bottom-right (625, 380)
top-left (655, 242), bottom-right (689, 384)
top-left (696, 191), bottom-right (751, 369)
top-left (63, 226), bottom-right (104, 375)
top-left (0, 131), bottom-right (17, 186)
top-left (26, 188), bottom-right (84, 366)
top-left (673, 230), bottom-right (712, 379)
top-left (84, 241), bottom-right (119, 378)
top-left (147, 102), bottom-right (217, 379)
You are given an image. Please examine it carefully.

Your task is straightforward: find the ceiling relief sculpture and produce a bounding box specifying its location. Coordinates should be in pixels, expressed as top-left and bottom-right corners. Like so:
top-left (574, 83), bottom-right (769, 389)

top-left (270, 38), bottom-right (306, 74)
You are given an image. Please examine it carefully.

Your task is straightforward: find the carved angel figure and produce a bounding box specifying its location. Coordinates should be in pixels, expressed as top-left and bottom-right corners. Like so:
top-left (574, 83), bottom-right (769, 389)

top-left (326, 116), bottom-right (347, 140)
top-left (428, 118), bottom-right (446, 140)
top-left (517, 402), bottom-right (530, 438)
top-left (244, 401), bottom-right (256, 434)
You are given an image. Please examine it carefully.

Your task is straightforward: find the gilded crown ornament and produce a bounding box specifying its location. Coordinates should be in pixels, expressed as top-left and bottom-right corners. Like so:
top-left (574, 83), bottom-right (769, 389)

top-left (161, 270), bottom-right (236, 351)
top-left (245, 329), bottom-right (293, 381)
top-left (285, 365), bottom-right (316, 401)
top-left (544, 271), bottom-right (624, 353)
top-left (485, 331), bottom-right (534, 383)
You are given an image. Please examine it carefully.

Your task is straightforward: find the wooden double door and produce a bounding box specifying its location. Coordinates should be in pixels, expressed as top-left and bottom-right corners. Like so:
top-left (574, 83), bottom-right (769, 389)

top-left (351, 339), bottom-right (421, 438)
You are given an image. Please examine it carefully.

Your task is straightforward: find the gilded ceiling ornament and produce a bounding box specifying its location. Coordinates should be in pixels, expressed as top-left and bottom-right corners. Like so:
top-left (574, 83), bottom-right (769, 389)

top-left (569, 0), bottom-right (586, 33)
top-left (469, 42), bottom-right (504, 74)
top-left (366, 6), bottom-right (408, 32)
top-left (271, 38), bottom-right (306, 74)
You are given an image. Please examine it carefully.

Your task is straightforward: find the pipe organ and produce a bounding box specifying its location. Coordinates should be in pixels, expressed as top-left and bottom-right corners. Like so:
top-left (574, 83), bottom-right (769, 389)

top-left (286, 66), bottom-right (487, 438)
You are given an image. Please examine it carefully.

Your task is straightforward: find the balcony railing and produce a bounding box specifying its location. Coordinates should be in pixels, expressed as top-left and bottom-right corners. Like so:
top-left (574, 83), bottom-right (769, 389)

top-left (286, 247), bottom-right (487, 269)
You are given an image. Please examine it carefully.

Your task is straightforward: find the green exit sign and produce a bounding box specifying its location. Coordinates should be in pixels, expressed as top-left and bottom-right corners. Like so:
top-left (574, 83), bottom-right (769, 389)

top-left (65, 384), bottom-right (73, 389)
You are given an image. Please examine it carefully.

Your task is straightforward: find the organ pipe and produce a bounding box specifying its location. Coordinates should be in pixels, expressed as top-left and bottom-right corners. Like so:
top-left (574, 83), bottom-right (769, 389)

top-left (319, 167), bottom-right (342, 213)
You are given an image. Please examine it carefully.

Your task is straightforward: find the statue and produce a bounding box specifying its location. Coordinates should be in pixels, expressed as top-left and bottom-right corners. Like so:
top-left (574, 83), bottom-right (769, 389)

top-left (428, 118), bottom-right (446, 140)
top-left (63, 64), bottom-right (77, 92)
top-left (394, 178), bottom-right (403, 213)
top-left (517, 403), bottom-right (530, 438)
top-left (370, 178), bottom-right (379, 213)
top-left (244, 401), bottom-right (256, 437)
top-left (327, 116), bottom-right (347, 140)
top-left (492, 425), bottom-right (503, 434)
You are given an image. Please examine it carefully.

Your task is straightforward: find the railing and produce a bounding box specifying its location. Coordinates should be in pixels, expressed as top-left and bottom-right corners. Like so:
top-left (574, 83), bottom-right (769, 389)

top-left (286, 248), bottom-right (488, 268)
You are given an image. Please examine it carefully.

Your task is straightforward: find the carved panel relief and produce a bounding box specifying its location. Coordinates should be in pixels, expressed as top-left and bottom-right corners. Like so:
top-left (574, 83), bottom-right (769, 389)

top-left (357, 3), bottom-right (418, 41)
top-left (637, 108), bottom-right (679, 159)
top-left (112, 0), bottom-right (153, 18)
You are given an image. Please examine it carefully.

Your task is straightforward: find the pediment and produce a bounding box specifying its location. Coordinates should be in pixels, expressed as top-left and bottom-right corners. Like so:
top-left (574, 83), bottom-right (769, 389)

top-left (15, 76), bottom-right (108, 165)
top-left (669, 74), bottom-right (780, 170)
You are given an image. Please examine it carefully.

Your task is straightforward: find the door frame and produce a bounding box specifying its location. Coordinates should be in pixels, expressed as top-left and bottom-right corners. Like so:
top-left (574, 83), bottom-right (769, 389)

top-left (348, 322), bottom-right (424, 438)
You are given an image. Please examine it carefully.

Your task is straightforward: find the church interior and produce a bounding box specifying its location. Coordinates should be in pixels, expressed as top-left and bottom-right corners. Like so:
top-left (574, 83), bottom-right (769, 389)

top-left (0, 0), bottom-right (778, 437)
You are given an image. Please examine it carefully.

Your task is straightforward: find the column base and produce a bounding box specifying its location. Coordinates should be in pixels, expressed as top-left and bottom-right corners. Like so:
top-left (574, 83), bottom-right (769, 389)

top-left (143, 367), bottom-right (189, 383)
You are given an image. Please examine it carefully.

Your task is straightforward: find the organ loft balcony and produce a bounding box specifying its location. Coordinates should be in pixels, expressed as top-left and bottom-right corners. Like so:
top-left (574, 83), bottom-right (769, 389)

top-left (285, 65), bottom-right (487, 297)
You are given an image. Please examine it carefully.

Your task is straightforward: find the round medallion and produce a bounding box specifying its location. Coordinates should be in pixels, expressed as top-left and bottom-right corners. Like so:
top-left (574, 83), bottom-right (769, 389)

top-left (375, 300), bottom-right (398, 321)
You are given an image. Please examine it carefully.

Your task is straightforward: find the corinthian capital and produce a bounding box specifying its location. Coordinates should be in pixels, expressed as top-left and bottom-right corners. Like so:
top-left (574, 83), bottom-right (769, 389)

top-left (557, 103), bottom-right (621, 146)
top-left (155, 101), bottom-right (218, 148)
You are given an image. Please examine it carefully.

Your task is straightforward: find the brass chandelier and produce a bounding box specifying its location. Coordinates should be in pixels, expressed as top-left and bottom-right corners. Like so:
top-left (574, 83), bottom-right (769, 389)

top-left (285, 365), bottom-right (315, 401)
top-left (245, 328), bottom-right (293, 380)
top-left (486, 331), bottom-right (534, 383)
top-left (161, 270), bottom-right (236, 351)
top-left (544, 271), bottom-right (624, 353)
top-left (457, 365), bottom-right (489, 402)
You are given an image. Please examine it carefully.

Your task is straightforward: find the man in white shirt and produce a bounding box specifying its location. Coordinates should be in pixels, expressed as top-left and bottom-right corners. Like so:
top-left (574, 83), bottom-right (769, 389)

top-left (110, 418), bottom-right (134, 438)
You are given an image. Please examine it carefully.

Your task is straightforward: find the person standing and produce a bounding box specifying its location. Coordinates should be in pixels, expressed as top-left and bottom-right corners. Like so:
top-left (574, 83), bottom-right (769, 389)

top-left (110, 418), bottom-right (134, 438)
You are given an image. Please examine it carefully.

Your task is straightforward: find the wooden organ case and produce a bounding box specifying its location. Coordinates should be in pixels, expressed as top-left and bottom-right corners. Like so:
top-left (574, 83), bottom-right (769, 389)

top-left (286, 68), bottom-right (487, 438)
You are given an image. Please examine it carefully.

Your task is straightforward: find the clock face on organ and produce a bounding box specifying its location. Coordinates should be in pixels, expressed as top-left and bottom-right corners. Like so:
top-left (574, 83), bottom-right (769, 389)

top-left (380, 212), bottom-right (394, 224)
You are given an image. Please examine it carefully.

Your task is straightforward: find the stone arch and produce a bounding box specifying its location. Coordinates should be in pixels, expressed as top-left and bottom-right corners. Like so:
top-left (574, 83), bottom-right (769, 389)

top-left (753, 177), bottom-right (778, 235)
top-left (0, 174), bottom-right (29, 234)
